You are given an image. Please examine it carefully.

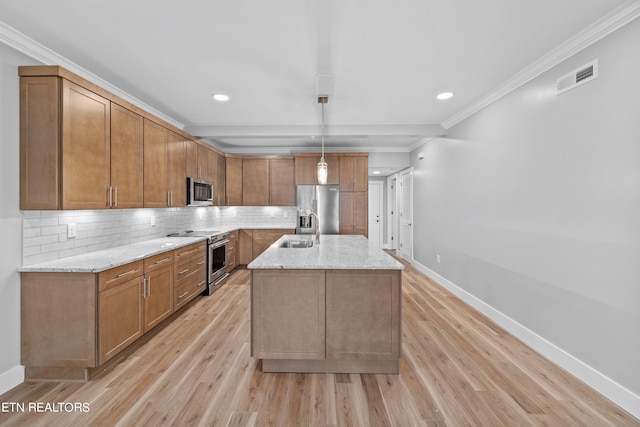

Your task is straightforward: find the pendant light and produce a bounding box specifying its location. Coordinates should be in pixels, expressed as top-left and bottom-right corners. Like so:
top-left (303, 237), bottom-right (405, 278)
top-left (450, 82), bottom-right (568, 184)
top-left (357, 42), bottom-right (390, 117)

top-left (317, 95), bottom-right (328, 185)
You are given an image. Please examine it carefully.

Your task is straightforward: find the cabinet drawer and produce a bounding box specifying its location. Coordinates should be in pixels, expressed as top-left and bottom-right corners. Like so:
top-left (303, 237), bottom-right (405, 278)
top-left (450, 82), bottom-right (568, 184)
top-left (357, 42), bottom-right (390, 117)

top-left (144, 251), bottom-right (174, 273)
top-left (99, 260), bottom-right (144, 291)
top-left (175, 275), bottom-right (207, 309)
top-left (175, 260), bottom-right (205, 286)
top-left (175, 242), bottom-right (207, 266)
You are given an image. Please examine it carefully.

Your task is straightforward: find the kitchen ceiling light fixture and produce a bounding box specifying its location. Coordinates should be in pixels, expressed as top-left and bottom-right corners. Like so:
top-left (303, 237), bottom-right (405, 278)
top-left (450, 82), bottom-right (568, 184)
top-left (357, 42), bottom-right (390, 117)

top-left (436, 92), bottom-right (454, 100)
top-left (317, 95), bottom-right (329, 185)
top-left (212, 93), bottom-right (230, 102)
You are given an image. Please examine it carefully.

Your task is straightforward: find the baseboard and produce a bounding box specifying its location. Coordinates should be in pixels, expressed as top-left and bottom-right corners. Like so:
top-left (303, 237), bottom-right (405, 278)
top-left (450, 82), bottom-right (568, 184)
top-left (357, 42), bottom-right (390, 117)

top-left (0, 365), bottom-right (24, 396)
top-left (410, 258), bottom-right (640, 420)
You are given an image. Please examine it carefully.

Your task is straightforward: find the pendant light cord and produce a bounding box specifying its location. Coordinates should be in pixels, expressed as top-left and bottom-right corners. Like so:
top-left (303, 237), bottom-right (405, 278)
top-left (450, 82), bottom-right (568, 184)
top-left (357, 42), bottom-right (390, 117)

top-left (321, 100), bottom-right (325, 160)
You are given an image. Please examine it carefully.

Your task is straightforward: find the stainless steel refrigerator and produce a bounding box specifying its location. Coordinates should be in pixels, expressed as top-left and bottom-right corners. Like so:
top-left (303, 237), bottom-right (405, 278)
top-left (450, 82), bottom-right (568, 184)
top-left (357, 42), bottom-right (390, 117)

top-left (296, 185), bottom-right (340, 234)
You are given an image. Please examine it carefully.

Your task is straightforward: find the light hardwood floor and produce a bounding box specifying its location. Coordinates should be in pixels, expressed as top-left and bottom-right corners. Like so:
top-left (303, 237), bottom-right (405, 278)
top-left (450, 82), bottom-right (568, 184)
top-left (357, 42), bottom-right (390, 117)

top-left (1, 261), bottom-right (637, 426)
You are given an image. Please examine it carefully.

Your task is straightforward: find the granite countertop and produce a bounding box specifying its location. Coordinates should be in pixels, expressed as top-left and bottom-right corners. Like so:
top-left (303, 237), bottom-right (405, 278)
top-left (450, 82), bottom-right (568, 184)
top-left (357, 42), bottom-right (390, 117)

top-left (18, 236), bottom-right (207, 273)
top-left (248, 235), bottom-right (404, 270)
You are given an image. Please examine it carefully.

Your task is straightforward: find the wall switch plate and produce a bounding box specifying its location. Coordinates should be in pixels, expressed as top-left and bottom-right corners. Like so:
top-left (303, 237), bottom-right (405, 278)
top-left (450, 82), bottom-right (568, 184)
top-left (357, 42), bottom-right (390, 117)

top-left (150, 216), bottom-right (156, 227)
top-left (436, 254), bottom-right (441, 264)
top-left (233, 210), bottom-right (238, 218)
top-left (67, 223), bottom-right (77, 239)
top-left (284, 211), bottom-right (288, 218)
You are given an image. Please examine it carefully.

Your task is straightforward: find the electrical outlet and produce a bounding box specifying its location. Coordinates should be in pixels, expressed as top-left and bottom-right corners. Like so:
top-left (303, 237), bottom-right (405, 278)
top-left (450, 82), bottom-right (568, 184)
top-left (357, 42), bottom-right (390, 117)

top-left (150, 215), bottom-right (156, 227)
top-left (284, 211), bottom-right (288, 218)
top-left (436, 254), bottom-right (441, 264)
top-left (233, 210), bottom-right (238, 218)
top-left (67, 223), bottom-right (77, 239)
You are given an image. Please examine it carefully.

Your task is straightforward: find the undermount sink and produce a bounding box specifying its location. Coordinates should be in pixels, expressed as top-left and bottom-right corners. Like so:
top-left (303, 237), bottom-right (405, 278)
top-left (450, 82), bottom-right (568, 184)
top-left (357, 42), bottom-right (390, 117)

top-left (277, 239), bottom-right (314, 248)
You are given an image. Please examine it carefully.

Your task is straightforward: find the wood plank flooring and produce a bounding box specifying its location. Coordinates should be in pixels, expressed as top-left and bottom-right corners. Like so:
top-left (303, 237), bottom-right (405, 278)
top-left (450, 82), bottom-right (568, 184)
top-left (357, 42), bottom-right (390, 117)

top-left (1, 261), bottom-right (638, 426)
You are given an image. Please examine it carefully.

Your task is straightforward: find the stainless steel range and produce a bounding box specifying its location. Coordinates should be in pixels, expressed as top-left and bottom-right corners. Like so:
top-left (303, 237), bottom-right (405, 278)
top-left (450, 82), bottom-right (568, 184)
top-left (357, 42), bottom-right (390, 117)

top-left (168, 229), bottom-right (229, 295)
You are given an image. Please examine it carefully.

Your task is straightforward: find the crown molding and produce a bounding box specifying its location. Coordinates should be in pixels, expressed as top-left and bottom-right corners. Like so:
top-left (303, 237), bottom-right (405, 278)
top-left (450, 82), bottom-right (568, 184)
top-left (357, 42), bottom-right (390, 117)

top-left (442, 0), bottom-right (640, 130)
top-left (0, 20), bottom-right (185, 130)
top-left (219, 145), bottom-right (414, 155)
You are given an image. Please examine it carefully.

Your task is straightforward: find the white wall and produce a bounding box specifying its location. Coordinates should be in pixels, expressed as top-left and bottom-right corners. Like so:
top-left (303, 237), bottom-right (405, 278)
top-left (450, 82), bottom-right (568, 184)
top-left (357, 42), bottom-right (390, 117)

top-left (0, 45), bottom-right (39, 394)
top-left (411, 17), bottom-right (640, 412)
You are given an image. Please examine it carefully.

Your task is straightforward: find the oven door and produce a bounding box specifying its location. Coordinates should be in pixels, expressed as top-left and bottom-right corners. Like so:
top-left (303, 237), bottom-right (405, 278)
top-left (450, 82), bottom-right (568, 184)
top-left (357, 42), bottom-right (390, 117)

top-left (208, 238), bottom-right (229, 283)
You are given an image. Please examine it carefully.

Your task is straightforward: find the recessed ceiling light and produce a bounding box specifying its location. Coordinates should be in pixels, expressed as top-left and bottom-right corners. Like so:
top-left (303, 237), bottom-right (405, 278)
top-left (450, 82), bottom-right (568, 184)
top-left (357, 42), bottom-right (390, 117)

top-left (373, 171), bottom-right (381, 175)
top-left (436, 92), bottom-right (454, 100)
top-left (212, 93), bottom-right (230, 102)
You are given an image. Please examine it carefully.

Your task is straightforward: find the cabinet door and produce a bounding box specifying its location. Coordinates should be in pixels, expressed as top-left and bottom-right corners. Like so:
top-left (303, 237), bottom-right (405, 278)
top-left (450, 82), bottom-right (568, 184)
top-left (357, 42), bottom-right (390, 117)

top-left (144, 265), bottom-right (174, 331)
top-left (326, 270), bottom-right (401, 360)
top-left (295, 154), bottom-right (339, 185)
top-left (167, 131), bottom-right (186, 207)
top-left (143, 120), bottom-right (168, 207)
top-left (269, 159), bottom-right (295, 206)
top-left (339, 156), bottom-right (354, 192)
top-left (110, 104), bottom-right (143, 208)
top-left (20, 76), bottom-right (61, 210)
top-left (238, 229), bottom-right (253, 265)
top-left (352, 156), bottom-right (368, 192)
top-left (207, 150), bottom-right (219, 204)
top-left (226, 157), bottom-right (243, 206)
top-left (252, 270), bottom-right (325, 360)
top-left (217, 154), bottom-right (226, 206)
top-left (353, 192), bottom-right (368, 237)
top-left (186, 140), bottom-right (199, 179)
top-left (99, 276), bottom-right (144, 363)
top-left (339, 192), bottom-right (354, 234)
top-left (61, 79), bottom-right (111, 209)
top-left (243, 159), bottom-right (269, 206)
top-left (197, 144), bottom-right (208, 180)
top-left (252, 229), bottom-right (293, 259)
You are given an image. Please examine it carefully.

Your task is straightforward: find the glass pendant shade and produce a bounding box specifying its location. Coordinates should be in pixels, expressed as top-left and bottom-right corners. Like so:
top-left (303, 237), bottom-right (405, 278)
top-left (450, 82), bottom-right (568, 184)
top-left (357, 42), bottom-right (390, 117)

top-left (317, 158), bottom-right (328, 185)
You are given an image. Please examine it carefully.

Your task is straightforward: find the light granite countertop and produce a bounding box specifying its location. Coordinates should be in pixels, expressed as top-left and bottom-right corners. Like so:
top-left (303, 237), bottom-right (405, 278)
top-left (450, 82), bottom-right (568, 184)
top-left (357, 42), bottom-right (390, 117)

top-left (248, 235), bottom-right (404, 270)
top-left (18, 236), bottom-right (208, 273)
top-left (19, 223), bottom-right (297, 274)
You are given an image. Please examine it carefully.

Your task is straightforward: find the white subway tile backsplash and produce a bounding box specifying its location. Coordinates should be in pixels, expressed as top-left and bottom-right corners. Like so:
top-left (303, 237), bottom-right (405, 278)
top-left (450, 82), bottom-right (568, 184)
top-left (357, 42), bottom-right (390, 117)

top-left (21, 206), bottom-right (298, 266)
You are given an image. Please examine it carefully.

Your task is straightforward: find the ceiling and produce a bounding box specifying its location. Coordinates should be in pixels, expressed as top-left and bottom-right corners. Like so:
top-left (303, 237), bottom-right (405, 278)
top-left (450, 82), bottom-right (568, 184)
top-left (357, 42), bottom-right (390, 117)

top-left (0, 0), bottom-right (631, 160)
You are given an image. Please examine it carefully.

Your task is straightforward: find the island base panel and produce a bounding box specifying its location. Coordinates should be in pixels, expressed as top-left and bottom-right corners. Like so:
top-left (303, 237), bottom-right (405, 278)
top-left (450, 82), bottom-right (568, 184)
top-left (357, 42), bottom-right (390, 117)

top-left (262, 358), bottom-right (399, 374)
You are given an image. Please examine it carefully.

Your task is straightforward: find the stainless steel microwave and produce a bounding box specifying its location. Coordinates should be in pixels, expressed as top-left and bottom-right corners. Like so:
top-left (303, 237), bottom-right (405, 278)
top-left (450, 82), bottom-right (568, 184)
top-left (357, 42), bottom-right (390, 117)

top-left (186, 177), bottom-right (213, 206)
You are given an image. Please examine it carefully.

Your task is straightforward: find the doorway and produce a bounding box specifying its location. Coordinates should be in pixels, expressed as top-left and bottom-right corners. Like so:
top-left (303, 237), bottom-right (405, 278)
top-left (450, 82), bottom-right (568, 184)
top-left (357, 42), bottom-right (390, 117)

top-left (368, 181), bottom-right (384, 249)
top-left (398, 168), bottom-right (413, 261)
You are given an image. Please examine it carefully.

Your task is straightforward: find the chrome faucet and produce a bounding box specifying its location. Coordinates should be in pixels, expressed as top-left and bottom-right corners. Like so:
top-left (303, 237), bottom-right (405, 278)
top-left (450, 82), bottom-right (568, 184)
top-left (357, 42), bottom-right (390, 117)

top-left (309, 213), bottom-right (320, 244)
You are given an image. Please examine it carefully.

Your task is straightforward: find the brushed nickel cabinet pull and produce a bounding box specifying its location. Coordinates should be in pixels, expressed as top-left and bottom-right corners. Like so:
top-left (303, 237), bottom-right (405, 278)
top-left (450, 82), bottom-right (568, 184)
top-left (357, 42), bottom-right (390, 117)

top-left (197, 280), bottom-right (206, 287)
top-left (147, 277), bottom-right (151, 297)
top-left (116, 269), bottom-right (137, 278)
top-left (108, 186), bottom-right (112, 207)
top-left (197, 261), bottom-right (205, 266)
top-left (178, 291), bottom-right (189, 299)
top-left (114, 187), bottom-right (118, 207)
top-left (178, 269), bottom-right (189, 275)
top-left (154, 258), bottom-right (171, 265)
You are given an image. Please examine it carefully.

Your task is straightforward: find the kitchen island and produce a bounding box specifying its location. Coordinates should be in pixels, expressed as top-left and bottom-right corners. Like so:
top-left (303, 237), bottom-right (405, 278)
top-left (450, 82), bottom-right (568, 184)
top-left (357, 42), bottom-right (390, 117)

top-left (247, 234), bottom-right (404, 374)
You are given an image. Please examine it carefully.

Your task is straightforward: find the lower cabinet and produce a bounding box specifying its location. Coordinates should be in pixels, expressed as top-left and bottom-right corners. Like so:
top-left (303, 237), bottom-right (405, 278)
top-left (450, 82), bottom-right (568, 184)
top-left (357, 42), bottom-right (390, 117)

top-left (238, 229), bottom-right (295, 265)
top-left (226, 230), bottom-right (238, 273)
top-left (21, 240), bottom-right (207, 381)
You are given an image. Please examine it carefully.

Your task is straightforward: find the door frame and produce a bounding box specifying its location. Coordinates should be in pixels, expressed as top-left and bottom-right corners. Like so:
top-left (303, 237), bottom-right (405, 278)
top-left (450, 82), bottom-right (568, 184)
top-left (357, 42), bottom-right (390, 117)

top-left (368, 180), bottom-right (384, 249)
top-left (398, 167), bottom-right (414, 262)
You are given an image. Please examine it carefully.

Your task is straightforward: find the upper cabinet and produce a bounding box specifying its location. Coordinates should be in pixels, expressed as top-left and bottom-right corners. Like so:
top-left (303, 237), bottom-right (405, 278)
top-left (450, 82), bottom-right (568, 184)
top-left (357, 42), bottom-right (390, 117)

top-left (167, 130), bottom-right (186, 207)
top-left (339, 154), bottom-right (368, 192)
top-left (294, 153), bottom-right (339, 185)
top-left (20, 76), bottom-right (114, 210)
top-left (143, 119), bottom-right (168, 208)
top-left (110, 104), bottom-right (144, 208)
top-left (242, 157), bottom-right (295, 206)
top-left (225, 156), bottom-right (243, 206)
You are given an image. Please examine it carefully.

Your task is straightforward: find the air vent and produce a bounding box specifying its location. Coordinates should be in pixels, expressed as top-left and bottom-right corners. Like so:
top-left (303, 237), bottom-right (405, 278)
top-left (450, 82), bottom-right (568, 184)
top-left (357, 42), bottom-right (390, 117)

top-left (557, 59), bottom-right (598, 95)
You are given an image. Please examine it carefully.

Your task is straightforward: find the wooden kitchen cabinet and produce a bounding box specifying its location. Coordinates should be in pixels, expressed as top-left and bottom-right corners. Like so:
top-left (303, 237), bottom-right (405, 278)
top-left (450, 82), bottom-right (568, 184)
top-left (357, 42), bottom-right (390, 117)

top-left (217, 154), bottom-right (226, 206)
top-left (238, 229), bottom-right (253, 265)
top-left (339, 154), bottom-right (368, 192)
top-left (226, 156), bottom-right (243, 206)
top-left (143, 119), bottom-right (168, 207)
top-left (294, 153), bottom-right (340, 185)
top-left (226, 230), bottom-right (239, 272)
top-left (20, 76), bottom-right (111, 210)
top-left (340, 191), bottom-right (368, 237)
top-left (167, 130), bottom-right (186, 207)
top-left (269, 158), bottom-right (295, 206)
top-left (243, 158), bottom-right (270, 205)
top-left (207, 149), bottom-right (219, 202)
top-left (110, 103), bottom-right (144, 208)
top-left (143, 252), bottom-right (175, 330)
top-left (174, 241), bottom-right (207, 310)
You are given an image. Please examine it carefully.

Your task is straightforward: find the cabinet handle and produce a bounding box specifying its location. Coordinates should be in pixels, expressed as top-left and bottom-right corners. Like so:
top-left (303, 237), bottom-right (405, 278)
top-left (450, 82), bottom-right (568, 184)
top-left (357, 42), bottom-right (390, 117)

top-left (108, 186), bottom-right (113, 207)
top-left (178, 268), bottom-right (189, 275)
top-left (154, 257), bottom-right (171, 265)
top-left (147, 277), bottom-right (151, 297)
top-left (116, 269), bottom-right (137, 278)
top-left (197, 280), bottom-right (206, 287)
top-left (142, 278), bottom-right (148, 298)
top-left (178, 291), bottom-right (189, 300)
top-left (178, 248), bottom-right (197, 257)
top-left (197, 261), bottom-right (205, 266)
top-left (114, 187), bottom-right (118, 207)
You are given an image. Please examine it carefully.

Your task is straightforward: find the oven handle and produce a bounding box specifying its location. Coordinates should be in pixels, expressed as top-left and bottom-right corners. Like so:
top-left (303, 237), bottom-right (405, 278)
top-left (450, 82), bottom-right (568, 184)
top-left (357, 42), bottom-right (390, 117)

top-left (210, 238), bottom-right (229, 249)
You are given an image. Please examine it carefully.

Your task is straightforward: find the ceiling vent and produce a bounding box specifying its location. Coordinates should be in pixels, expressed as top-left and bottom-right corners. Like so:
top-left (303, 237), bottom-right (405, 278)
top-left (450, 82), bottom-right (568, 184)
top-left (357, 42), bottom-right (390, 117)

top-left (557, 59), bottom-right (598, 95)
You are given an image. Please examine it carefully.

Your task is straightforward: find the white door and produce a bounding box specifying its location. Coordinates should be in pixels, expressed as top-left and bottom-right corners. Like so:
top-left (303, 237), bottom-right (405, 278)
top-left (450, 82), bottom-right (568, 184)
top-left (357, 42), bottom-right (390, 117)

top-left (398, 168), bottom-right (413, 261)
top-left (368, 181), bottom-right (383, 248)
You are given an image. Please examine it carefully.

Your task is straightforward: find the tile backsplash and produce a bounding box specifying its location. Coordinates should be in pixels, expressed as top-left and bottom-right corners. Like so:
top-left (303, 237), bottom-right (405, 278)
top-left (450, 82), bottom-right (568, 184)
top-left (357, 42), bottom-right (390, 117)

top-left (22, 206), bottom-right (297, 266)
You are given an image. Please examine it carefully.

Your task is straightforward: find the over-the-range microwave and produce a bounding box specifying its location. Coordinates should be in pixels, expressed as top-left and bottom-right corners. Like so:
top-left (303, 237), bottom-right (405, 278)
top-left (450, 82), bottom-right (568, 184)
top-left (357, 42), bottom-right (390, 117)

top-left (186, 177), bottom-right (213, 206)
